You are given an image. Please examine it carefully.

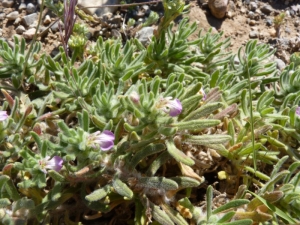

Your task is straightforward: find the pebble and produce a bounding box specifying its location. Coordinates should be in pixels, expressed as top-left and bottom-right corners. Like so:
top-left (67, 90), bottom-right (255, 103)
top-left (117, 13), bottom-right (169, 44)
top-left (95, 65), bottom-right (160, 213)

top-left (43, 15), bottom-right (52, 25)
top-left (50, 21), bottom-right (61, 32)
top-left (23, 28), bottom-right (36, 39)
top-left (266, 18), bottom-right (273, 26)
top-left (77, 0), bottom-right (121, 16)
top-left (295, 20), bottom-right (300, 27)
top-left (208, 0), bottom-right (228, 19)
top-left (2, 0), bottom-right (14, 8)
top-left (249, 30), bottom-right (258, 38)
top-left (136, 26), bottom-right (154, 46)
top-left (6, 11), bottom-right (19, 21)
top-left (249, 20), bottom-right (256, 26)
top-left (285, 27), bottom-right (291, 34)
top-left (0, 13), bottom-right (6, 20)
top-left (249, 2), bottom-right (257, 11)
top-left (248, 11), bottom-right (255, 19)
top-left (26, 3), bottom-right (36, 15)
top-left (260, 4), bottom-right (273, 15)
top-left (274, 58), bottom-right (286, 70)
top-left (16, 25), bottom-right (26, 34)
top-left (22, 13), bottom-right (38, 27)
top-left (19, 3), bottom-right (27, 11)
top-left (14, 17), bottom-right (21, 25)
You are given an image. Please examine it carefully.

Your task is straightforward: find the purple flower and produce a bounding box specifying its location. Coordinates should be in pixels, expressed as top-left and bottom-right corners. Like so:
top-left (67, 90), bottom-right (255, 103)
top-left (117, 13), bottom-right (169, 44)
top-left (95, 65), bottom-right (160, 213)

top-left (130, 91), bottom-right (140, 104)
top-left (156, 97), bottom-right (182, 117)
top-left (87, 130), bottom-right (115, 151)
top-left (0, 111), bottom-right (8, 121)
top-left (296, 107), bottom-right (300, 116)
top-left (200, 87), bottom-right (206, 101)
top-left (39, 156), bottom-right (63, 174)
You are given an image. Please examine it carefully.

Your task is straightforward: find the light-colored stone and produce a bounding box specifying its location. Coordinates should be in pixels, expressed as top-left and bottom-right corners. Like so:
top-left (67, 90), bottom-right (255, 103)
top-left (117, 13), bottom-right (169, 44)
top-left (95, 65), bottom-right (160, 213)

top-left (135, 26), bottom-right (154, 46)
top-left (22, 13), bottom-right (38, 27)
top-left (26, 3), bottom-right (36, 14)
top-left (43, 15), bottom-right (51, 25)
top-left (23, 28), bottom-right (36, 39)
top-left (2, 0), bottom-right (14, 8)
top-left (6, 11), bottom-right (19, 21)
top-left (274, 58), bottom-right (286, 70)
top-left (16, 25), bottom-right (25, 34)
top-left (77, 0), bottom-right (121, 16)
top-left (208, 0), bottom-right (228, 19)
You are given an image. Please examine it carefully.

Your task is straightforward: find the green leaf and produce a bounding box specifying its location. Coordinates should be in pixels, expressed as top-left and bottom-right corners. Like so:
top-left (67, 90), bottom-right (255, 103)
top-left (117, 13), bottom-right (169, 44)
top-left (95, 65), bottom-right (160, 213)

top-left (130, 143), bottom-right (165, 170)
top-left (184, 134), bottom-right (231, 145)
top-left (172, 119), bottom-right (220, 131)
top-left (137, 177), bottom-right (178, 190)
top-left (166, 139), bottom-right (194, 166)
top-left (212, 199), bottom-right (249, 214)
top-left (85, 185), bottom-right (111, 202)
top-left (183, 102), bottom-right (223, 121)
top-left (113, 178), bottom-right (134, 199)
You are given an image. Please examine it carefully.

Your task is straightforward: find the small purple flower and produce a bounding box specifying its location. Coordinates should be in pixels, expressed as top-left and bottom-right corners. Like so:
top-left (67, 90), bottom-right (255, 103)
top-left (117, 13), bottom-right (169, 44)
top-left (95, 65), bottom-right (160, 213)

top-left (0, 111), bottom-right (8, 121)
top-left (296, 107), bottom-right (300, 116)
top-left (156, 97), bottom-right (182, 117)
top-left (87, 130), bottom-right (115, 151)
top-left (39, 156), bottom-right (63, 174)
top-left (200, 87), bottom-right (206, 101)
top-left (130, 91), bottom-right (140, 104)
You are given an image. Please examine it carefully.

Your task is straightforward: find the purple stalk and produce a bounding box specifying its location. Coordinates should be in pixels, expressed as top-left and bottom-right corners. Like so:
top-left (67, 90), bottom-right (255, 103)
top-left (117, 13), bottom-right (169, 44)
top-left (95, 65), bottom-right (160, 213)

top-left (59, 0), bottom-right (78, 56)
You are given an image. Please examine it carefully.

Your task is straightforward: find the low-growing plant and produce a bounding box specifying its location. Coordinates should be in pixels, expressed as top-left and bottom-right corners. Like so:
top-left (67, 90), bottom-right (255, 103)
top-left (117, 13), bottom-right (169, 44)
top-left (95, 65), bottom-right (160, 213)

top-left (0, 0), bottom-right (299, 224)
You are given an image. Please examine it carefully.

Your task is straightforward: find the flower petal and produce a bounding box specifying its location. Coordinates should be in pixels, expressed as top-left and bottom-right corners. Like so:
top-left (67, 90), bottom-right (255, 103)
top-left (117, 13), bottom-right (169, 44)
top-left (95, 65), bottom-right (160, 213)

top-left (0, 111), bottom-right (8, 121)
top-left (296, 107), bottom-right (300, 116)
top-left (46, 156), bottom-right (63, 172)
top-left (167, 99), bottom-right (182, 117)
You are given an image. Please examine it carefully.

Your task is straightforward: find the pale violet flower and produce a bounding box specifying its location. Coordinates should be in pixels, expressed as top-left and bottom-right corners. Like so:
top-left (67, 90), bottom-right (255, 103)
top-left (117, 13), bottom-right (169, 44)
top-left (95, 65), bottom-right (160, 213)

top-left (156, 97), bottom-right (182, 117)
top-left (129, 91), bottom-right (140, 104)
top-left (39, 156), bottom-right (63, 174)
top-left (87, 130), bottom-right (115, 151)
top-left (296, 107), bottom-right (300, 116)
top-left (0, 111), bottom-right (8, 121)
top-left (199, 87), bottom-right (206, 101)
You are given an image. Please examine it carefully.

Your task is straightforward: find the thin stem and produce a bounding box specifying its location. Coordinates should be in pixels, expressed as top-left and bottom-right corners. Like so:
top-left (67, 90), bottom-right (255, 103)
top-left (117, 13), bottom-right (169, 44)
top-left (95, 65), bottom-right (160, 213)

top-left (247, 66), bottom-right (256, 172)
top-left (22, 0), bottom-right (45, 81)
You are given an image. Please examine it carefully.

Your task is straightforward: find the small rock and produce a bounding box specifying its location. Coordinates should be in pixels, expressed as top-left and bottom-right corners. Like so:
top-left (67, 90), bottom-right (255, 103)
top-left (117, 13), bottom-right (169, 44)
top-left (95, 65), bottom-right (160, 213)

top-left (6, 11), bottom-right (19, 21)
top-left (249, 30), bottom-right (258, 38)
top-left (23, 28), bottom-right (36, 39)
top-left (226, 10), bottom-right (234, 18)
top-left (208, 0), bottom-right (228, 19)
top-left (285, 27), bottom-right (291, 34)
top-left (18, 3), bottom-right (27, 11)
top-left (274, 58), bottom-right (286, 70)
top-left (249, 20), bottom-right (256, 26)
top-left (2, 0), bottom-right (14, 8)
top-left (260, 4), bottom-right (273, 15)
top-left (43, 15), bottom-right (51, 25)
top-left (16, 25), bottom-right (25, 34)
top-left (135, 26), bottom-right (154, 46)
top-left (269, 28), bottom-right (277, 37)
top-left (14, 17), bottom-right (21, 25)
top-left (26, 3), bottom-right (36, 15)
top-left (77, 0), bottom-right (121, 16)
top-left (0, 13), bottom-right (6, 20)
top-left (50, 21), bottom-right (62, 32)
top-left (295, 20), bottom-right (300, 27)
top-left (248, 11), bottom-right (255, 19)
top-left (22, 13), bottom-right (38, 27)
top-left (266, 18), bottom-right (273, 26)
top-left (249, 2), bottom-right (257, 11)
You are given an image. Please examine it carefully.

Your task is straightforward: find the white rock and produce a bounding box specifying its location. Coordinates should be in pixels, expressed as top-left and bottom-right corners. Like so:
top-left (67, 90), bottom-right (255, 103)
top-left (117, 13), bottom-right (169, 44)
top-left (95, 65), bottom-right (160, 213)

top-left (43, 15), bottom-right (51, 25)
top-left (77, 0), bottom-right (121, 16)
top-left (2, 0), bottom-right (14, 8)
top-left (6, 11), bottom-right (19, 20)
top-left (26, 3), bottom-right (36, 14)
top-left (23, 28), bottom-right (36, 39)
top-left (16, 25), bottom-right (26, 34)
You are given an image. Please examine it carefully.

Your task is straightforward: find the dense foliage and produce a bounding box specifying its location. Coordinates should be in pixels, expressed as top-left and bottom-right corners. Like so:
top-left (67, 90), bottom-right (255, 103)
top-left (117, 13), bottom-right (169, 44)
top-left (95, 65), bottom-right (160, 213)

top-left (0, 0), bottom-right (300, 224)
